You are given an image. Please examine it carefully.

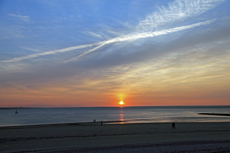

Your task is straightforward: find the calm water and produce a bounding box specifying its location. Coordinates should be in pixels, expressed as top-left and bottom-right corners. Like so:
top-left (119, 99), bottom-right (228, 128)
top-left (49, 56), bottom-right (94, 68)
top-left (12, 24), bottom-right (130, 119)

top-left (0, 106), bottom-right (230, 127)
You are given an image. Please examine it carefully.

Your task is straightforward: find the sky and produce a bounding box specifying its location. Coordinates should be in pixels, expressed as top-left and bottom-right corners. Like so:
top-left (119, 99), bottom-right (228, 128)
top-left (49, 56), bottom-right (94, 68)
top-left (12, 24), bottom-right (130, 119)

top-left (0, 0), bottom-right (230, 107)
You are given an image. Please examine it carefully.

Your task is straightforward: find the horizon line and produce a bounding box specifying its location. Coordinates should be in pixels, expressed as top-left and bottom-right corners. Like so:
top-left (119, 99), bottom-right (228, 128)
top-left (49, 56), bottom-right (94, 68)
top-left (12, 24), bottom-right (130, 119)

top-left (1, 105), bottom-right (230, 109)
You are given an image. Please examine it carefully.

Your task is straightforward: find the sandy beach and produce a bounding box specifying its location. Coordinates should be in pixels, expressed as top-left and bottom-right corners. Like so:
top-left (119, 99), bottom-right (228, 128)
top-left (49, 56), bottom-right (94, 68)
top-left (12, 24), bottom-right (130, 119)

top-left (0, 122), bottom-right (230, 153)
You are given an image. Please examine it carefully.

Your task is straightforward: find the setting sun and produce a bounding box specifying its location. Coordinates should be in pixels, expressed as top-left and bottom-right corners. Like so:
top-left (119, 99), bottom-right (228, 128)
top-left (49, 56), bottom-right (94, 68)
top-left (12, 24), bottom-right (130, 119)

top-left (119, 101), bottom-right (124, 105)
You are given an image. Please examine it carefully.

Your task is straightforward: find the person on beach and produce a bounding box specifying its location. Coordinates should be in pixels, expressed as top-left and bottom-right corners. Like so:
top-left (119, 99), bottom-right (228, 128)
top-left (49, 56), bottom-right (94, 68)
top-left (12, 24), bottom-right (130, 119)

top-left (172, 122), bottom-right (175, 129)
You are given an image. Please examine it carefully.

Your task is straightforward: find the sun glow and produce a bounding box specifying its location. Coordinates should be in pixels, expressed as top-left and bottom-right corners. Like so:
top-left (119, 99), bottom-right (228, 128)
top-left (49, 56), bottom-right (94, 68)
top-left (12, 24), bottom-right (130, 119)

top-left (119, 101), bottom-right (124, 105)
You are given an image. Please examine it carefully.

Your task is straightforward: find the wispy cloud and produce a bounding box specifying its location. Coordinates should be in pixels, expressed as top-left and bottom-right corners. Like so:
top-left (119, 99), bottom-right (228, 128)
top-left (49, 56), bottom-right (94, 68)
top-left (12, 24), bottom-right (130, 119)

top-left (1, 19), bottom-right (216, 63)
top-left (21, 47), bottom-right (43, 52)
top-left (61, 19), bottom-right (216, 62)
top-left (2, 0), bottom-right (223, 63)
top-left (1, 42), bottom-right (101, 63)
top-left (137, 0), bottom-right (224, 31)
top-left (88, 32), bottom-right (103, 38)
top-left (8, 14), bottom-right (30, 22)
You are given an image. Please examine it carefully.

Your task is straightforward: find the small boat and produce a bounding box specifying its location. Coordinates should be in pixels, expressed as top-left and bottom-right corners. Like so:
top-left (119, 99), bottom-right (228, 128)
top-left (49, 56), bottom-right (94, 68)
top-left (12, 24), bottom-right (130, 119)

top-left (15, 109), bottom-right (18, 114)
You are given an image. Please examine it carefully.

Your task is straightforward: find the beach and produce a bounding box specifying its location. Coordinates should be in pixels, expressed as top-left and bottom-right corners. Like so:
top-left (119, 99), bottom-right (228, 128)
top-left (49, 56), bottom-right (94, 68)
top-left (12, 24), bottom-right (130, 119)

top-left (0, 122), bottom-right (230, 153)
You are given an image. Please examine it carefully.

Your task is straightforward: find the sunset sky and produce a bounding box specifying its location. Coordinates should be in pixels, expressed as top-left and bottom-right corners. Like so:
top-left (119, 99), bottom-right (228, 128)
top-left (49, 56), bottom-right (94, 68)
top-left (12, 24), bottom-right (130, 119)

top-left (0, 0), bottom-right (230, 107)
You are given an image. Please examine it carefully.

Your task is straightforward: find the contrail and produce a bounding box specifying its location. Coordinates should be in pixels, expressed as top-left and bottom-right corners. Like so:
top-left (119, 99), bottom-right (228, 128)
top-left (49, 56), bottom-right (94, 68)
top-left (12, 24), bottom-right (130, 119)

top-left (66, 19), bottom-right (216, 62)
top-left (2, 19), bottom-right (215, 63)
top-left (1, 0), bottom-right (223, 63)
top-left (2, 41), bottom-right (102, 63)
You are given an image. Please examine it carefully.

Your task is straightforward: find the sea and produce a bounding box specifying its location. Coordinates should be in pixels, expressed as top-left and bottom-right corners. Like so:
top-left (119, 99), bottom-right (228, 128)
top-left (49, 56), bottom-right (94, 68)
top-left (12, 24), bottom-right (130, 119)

top-left (0, 106), bottom-right (230, 127)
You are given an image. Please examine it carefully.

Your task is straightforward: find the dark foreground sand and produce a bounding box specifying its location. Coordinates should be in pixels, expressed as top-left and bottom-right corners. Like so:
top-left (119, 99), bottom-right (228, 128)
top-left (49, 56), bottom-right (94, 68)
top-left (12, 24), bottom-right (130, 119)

top-left (0, 122), bottom-right (230, 153)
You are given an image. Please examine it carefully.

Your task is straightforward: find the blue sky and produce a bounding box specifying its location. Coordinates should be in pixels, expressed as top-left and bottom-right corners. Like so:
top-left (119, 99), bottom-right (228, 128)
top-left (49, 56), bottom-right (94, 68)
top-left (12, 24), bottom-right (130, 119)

top-left (0, 0), bottom-right (230, 107)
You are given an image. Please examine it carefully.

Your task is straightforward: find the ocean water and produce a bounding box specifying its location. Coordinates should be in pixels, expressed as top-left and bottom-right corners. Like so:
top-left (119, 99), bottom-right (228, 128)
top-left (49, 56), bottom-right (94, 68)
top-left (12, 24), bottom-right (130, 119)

top-left (0, 106), bottom-right (229, 127)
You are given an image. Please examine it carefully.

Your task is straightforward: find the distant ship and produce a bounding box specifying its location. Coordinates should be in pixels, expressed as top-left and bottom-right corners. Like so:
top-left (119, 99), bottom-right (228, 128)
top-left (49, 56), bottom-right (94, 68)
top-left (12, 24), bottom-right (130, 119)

top-left (15, 109), bottom-right (18, 114)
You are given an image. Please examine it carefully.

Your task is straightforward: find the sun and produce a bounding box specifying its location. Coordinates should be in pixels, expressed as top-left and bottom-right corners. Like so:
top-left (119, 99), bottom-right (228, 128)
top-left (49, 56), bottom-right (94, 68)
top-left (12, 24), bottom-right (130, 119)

top-left (119, 101), bottom-right (124, 105)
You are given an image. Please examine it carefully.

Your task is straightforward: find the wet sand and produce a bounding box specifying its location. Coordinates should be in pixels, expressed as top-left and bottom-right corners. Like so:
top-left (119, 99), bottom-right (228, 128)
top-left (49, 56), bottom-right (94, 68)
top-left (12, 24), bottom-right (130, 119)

top-left (0, 122), bottom-right (230, 152)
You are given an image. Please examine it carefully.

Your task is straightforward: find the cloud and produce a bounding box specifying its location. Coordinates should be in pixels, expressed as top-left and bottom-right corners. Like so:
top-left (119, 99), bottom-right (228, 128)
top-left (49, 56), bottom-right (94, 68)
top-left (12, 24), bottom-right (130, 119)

top-left (1, 0), bottom-right (229, 106)
top-left (1, 0), bottom-right (224, 63)
top-left (136, 0), bottom-right (224, 31)
top-left (1, 19), bottom-right (216, 63)
top-left (1, 22), bottom-right (229, 99)
top-left (8, 14), bottom-right (30, 22)
top-left (21, 47), bottom-right (43, 52)
top-left (1, 42), bottom-right (101, 63)
top-left (88, 32), bottom-right (103, 38)
top-left (65, 19), bottom-right (216, 62)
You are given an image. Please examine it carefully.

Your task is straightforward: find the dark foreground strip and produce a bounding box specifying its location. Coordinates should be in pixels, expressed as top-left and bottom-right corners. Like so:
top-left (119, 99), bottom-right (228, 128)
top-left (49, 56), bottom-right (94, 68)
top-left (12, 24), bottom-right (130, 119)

top-left (12, 140), bottom-right (230, 153)
top-left (199, 113), bottom-right (230, 116)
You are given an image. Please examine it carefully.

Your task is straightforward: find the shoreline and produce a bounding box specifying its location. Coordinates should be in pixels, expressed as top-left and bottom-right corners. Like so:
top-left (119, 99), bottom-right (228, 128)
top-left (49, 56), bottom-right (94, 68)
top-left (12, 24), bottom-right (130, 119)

top-left (1, 122), bottom-right (230, 152)
top-left (1, 120), bottom-right (230, 129)
top-left (0, 120), bottom-right (126, 129)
